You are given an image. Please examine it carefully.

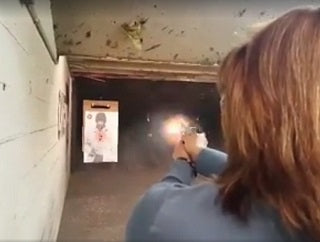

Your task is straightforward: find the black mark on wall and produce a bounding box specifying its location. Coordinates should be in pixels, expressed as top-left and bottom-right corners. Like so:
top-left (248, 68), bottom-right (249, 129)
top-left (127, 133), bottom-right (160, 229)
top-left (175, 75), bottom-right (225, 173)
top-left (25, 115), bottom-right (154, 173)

top-left (106, 39), bottom-right (112, 46)
top-left (145, 43), bottom-right (161, 52)
top-left (260, 11), bottom-right (266, 16)
top-left (0, 82), bottom-right (6, 91)
top-left (238, 8), bottom-right (247, 17)
top-left (161, 26), bottom-right (168, 31)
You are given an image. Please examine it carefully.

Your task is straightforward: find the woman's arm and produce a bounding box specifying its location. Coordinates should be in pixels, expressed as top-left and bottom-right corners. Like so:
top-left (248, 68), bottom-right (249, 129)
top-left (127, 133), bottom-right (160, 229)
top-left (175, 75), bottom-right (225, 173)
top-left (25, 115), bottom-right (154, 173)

top-left (161, 147), bottom-right (228, 184)
top-left (161, 160), bottom-right (194, 185)
top-left (126, 160), bottom-right (193, 241)
top-left (196, 148), bottom-right (228, 177)
top-left (181, 133), bottom-right (227, 177)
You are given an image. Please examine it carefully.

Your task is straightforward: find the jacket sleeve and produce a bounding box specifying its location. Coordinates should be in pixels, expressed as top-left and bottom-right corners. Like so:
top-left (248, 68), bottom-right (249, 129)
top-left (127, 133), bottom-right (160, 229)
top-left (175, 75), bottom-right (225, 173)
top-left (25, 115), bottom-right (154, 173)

top-left (126, 161), bottom-right (193, 241)
top-left (161, 160), bottom-right (194, 185)
top-left (126, 183), bottom-right (169, 242)
top-left (159, 147), bottom-right (228, 185)
top-left (196, 148), bottom-right (228, 177)
top-left (126, 151), bottom-right (227, 241)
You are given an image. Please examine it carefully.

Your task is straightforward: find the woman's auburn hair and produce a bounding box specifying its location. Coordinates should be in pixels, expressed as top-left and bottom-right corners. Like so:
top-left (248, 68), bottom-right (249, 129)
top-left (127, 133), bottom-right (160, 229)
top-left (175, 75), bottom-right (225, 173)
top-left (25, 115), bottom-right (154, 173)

top-left (217, 8), bottom-right (320, 239)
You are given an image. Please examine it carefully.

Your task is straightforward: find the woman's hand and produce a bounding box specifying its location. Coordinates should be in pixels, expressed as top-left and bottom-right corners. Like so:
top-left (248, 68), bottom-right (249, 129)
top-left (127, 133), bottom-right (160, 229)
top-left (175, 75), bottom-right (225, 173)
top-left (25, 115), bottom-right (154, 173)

top-left (172, 141), bottom-right (191, 161)
top-left (181, 133), bottom-right (208, 161)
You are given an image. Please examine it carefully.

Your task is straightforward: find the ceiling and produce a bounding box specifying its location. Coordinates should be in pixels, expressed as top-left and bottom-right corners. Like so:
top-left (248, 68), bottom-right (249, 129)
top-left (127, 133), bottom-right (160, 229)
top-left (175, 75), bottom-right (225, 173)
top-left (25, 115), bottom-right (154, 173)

top-left (51, 0), bottom-right (319, 65)
top-left (50, 0), bottom-right (320, 81)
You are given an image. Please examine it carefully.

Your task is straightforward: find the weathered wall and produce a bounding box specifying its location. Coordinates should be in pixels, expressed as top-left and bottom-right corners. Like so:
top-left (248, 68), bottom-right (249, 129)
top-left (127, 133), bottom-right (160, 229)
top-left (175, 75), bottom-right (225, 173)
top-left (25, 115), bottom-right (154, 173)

top-left (52, 0), bottom-right (320, 65)
top-left (32, 0), bottom-right (58, 60)
top-left (0, 0), bottom-right (70, 240)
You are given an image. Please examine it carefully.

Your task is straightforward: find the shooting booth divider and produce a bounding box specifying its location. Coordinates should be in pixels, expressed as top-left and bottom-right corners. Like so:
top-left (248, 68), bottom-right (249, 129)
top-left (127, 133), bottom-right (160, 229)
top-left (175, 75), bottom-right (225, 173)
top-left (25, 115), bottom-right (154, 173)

top-left (82, 100), bottom-right (119, 163)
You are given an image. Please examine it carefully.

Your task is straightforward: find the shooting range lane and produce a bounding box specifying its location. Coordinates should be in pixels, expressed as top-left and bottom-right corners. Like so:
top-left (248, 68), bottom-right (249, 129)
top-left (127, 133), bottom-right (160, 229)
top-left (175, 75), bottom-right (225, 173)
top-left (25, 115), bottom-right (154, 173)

top-left (58, 78), bottom-right (223, 241)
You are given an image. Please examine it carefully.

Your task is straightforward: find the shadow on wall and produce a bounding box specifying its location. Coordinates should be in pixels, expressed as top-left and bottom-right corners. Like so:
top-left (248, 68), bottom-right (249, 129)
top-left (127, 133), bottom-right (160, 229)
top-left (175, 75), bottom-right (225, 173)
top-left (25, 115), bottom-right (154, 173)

top-left (71, 78), bottom-right (223, 172)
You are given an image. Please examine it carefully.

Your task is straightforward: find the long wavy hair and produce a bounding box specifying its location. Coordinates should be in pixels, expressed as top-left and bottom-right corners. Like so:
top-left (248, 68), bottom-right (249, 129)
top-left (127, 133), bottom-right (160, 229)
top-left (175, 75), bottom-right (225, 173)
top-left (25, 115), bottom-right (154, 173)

top-left (218, 8), bottom-right (320, 239)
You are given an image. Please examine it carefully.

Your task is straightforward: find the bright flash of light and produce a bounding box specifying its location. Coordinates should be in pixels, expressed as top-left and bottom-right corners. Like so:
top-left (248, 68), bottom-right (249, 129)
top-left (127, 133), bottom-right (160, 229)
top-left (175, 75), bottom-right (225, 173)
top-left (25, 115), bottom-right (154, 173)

top-left (161, 115), bottom-right (190, 145)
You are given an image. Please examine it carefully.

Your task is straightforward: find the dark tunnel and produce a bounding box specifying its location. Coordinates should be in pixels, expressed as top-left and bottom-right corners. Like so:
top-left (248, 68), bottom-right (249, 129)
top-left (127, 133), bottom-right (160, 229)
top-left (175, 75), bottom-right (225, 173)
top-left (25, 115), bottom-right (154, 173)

top-left (71, 78), bottom-right (223, 171)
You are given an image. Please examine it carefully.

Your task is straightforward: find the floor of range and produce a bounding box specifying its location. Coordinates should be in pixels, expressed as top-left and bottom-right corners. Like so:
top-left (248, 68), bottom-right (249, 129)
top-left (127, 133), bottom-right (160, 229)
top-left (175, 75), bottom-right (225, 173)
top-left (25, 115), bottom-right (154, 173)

top-left (57, 162), bottom-right (169, 241)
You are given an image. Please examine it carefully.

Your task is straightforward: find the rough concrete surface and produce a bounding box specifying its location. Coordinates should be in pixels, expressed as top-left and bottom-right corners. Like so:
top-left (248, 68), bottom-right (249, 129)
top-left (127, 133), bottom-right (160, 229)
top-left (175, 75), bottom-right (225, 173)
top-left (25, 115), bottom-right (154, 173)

top-left (58, 164), bottom-right (169, 241)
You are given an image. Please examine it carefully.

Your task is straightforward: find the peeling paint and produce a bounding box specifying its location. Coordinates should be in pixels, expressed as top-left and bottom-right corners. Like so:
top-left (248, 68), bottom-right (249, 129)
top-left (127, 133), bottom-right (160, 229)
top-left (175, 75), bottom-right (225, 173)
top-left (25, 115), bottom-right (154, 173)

top-left (145, 43), bottom-right (161, 52)
top-left (139, 18), bottom-right (148, 25)
top-left (122, 18), bottom-right (148, 50)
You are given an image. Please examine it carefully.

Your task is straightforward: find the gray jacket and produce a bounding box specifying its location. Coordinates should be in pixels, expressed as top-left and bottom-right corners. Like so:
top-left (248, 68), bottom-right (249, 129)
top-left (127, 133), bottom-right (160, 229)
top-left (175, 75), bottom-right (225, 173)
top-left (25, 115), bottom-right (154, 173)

top-left (126, 148), bottom-right (307, 241)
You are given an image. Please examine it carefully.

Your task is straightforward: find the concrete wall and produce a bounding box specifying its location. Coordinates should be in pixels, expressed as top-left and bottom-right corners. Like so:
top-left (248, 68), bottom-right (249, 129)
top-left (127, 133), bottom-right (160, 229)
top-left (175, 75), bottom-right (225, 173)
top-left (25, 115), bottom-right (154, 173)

top-left (32, 0), bottom-right (58, 60)
top-left (51, 0), bottom-right (320, 65)
top-left (0, 0), bottom-right (70, 240)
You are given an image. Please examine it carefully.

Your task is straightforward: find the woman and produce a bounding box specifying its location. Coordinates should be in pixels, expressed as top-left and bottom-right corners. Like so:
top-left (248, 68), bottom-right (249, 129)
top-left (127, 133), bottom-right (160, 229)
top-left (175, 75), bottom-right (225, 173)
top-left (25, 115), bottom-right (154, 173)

top-left (126, 8), bottom-right (320, 241)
